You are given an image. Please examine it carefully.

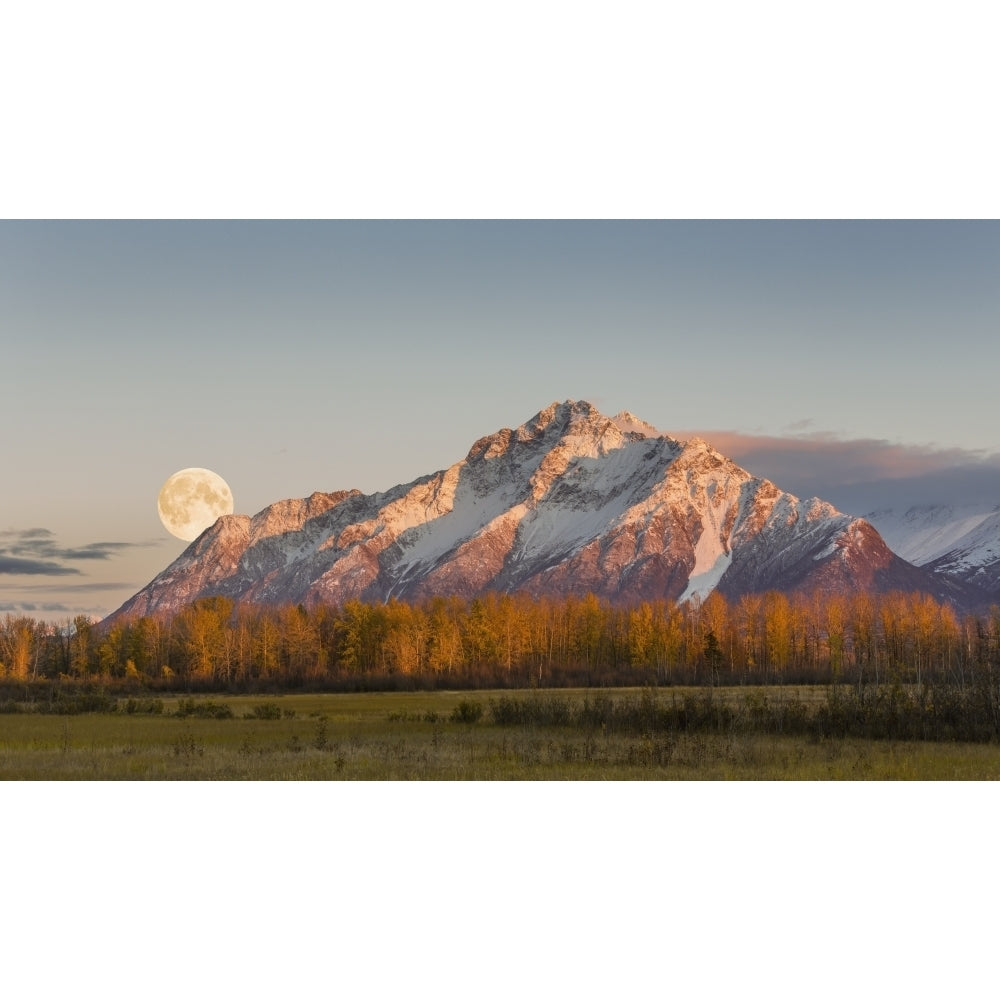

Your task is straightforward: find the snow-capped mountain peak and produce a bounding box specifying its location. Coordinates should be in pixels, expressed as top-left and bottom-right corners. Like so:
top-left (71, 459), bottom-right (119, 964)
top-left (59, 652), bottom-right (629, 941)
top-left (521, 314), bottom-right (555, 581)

top-left (105, 401), bottom-right (983, 622)
top-left (611, 410), bottom-right (662, 438)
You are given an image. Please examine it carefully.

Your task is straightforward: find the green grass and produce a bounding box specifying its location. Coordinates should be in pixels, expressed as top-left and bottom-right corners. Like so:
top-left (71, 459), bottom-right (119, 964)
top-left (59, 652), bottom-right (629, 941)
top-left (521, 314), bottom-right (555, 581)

top-left (2, 687), bottom-right (1000, 779)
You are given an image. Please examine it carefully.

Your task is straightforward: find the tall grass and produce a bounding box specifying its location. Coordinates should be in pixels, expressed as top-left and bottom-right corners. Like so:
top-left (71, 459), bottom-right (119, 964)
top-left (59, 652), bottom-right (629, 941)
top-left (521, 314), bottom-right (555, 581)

top-left (4, 683), bottom-right (1000, 778)
top-left (486, 674), bottom-right (1000, 744)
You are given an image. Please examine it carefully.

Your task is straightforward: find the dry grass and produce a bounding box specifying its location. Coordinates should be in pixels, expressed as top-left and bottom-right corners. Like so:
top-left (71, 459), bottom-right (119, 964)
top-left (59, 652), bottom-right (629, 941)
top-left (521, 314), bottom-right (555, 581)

top-left (2, 688), bottom-right (999, 779)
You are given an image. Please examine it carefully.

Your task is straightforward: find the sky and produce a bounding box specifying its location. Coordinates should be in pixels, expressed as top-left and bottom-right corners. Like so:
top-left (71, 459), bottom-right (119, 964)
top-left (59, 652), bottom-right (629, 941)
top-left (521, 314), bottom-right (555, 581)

top-left (3, 220), bottom-right (1000, 621)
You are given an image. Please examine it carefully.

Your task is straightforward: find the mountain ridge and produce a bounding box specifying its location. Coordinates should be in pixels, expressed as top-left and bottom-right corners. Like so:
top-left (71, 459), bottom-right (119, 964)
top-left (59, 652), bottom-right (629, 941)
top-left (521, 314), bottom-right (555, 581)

top-left (864, 503), bottom-right (1000, 597)
top-left (105, 401), bottom-right (987, 623)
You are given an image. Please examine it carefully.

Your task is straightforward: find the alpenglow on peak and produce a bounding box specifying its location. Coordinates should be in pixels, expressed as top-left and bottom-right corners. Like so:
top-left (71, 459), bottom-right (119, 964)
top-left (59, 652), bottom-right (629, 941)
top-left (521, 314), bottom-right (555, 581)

top-left (104, 400), bottom-right (975, 622)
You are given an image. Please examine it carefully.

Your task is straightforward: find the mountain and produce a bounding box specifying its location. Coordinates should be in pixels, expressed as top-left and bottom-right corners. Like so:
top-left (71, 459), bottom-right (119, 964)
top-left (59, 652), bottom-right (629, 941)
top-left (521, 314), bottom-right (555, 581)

top-left (106, 400), bottom-right (980, 622)
top-left (865, 504), bottom-right (1000, 599)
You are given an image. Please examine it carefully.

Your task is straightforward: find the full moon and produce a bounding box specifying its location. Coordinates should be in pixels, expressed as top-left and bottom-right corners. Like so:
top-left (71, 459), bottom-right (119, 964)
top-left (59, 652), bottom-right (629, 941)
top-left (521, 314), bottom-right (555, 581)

top-left (157, 468), bottom-right (234, 541)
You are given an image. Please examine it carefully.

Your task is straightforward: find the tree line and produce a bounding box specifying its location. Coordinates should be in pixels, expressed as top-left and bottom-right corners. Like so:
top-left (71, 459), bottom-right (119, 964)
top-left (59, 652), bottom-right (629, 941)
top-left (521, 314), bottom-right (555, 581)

top-left (2, 589), bottom-right (1000, 689)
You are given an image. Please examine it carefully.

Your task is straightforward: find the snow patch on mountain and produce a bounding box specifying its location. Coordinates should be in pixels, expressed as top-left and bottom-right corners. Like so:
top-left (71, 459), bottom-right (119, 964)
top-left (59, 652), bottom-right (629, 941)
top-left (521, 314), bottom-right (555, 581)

top-left (678, 515), bottom-right (734, 603)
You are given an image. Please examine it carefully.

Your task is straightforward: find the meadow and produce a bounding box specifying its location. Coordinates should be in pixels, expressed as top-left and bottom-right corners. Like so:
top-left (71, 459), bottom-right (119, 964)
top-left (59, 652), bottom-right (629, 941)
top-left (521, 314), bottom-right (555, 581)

top-left (3, 686), bottom-right (1000, 779)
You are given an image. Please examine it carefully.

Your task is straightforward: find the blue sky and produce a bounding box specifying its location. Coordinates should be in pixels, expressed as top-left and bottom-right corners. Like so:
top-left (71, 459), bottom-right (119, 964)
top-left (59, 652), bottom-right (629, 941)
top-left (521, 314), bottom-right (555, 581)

top-left (3, 220), bottom-right (1000, 619)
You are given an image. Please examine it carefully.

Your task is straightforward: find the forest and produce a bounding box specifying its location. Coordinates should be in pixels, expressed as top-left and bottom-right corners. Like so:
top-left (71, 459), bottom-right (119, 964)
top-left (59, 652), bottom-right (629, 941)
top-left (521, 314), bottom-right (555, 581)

top-left (3, 589), bottom-right (1000, 691)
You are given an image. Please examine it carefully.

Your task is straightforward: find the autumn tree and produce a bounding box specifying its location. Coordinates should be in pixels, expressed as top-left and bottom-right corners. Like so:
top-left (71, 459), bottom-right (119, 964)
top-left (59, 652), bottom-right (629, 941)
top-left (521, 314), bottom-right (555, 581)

top-left (334, 600), bottom-right (385, 673)
top-left (96, 621), bottom-right (128, 677)
top-left (383, 599), bottom-right (428, 674)
top-left (280, 604), bottom-right (324, 680)
top-left (763, 591), bottom-right (792, 678)
top-left (737, 593), bottom-right (763, 675)
top-left (824, 594), bottom-right (847, 679)
top-left (701, 591), bottom-right (733, 676)
top-left (425, 596), bottom-right (464, 675)
top-left (176, 596), bottom-right (235, 680)
top-left (0, 615), bottom-right (36, 679)
top-left (628, 602), bottom-right (656, 668)
top-left (12, 585), bottom-right (989, 690)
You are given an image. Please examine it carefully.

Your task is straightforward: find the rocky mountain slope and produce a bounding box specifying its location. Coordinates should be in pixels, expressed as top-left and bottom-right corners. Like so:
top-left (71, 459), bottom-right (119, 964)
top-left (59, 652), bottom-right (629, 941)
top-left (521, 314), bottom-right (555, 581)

top-left (865, 504), bottom-right (1000, 598)
top-left (106, 401), bottom-right (983, 622)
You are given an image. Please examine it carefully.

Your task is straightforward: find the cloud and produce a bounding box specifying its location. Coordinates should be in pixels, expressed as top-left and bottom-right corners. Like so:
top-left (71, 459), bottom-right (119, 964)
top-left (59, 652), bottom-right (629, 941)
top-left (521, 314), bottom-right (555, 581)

top-left (0, 601), bottom-right (72, 613)
top-left (0, 581), bottom-right (137, 594)
top-left (0, 581), bottom-right (138, 619)
top-left (672, 429), bottom-right (1000, 515)
top-left (0, 555), bottom-right (81, 576)
top-left (783, 418), bottom-right (815, 433)
top-left (0, 529), bottom-right (161, 574)
top-left (60, 542), bottom-right (139, 560)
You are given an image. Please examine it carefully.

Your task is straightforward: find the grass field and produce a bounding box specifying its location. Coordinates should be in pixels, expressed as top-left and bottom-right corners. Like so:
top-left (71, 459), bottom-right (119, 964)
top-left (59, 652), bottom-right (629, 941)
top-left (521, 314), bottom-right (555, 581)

top-left (3, 687), bottom-right (1000, 779)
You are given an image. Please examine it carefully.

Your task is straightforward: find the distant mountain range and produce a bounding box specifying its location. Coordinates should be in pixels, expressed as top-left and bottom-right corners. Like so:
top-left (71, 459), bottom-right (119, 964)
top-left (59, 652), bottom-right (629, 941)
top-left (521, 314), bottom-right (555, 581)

top-left (864, 503), bottom-right (1000, 598)
top-left (105, 401), bottom-right (995, 623)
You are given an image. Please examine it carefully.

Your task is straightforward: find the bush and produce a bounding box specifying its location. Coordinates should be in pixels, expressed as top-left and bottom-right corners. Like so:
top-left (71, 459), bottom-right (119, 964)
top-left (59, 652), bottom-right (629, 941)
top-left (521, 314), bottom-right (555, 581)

top-left (490, 696), bottom-right (571, 727)
top-left (246, 703), bottom-right (282, 720)
top-left (50, 692), bottom-right (118, 715)
top-left (450, 700), bottom-right (483, 724)
top-left (313, 717), bottom-right (329, 750)
top-left (123, 697), bottom-right (164, 715)
top-left (176, 698), bottom-right (234, 719)
top-left (173, 732), bottom-right (205, 756)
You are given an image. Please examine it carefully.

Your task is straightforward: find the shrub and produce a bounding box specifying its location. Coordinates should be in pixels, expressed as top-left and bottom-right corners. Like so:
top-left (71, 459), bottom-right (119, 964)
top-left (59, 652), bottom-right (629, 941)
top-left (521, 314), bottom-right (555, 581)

top-left (450, 700), bottom-right (483, 724)
top-left (173, 732), bottom-right (205, 756)
top-left (176, 698), bottom-right (234, 719)
top-left (50, 692), bottom-right (118, 715)
top-left (489, 696), bottom-right (571, 727)
top-left (313, 717), bottom-right (329, 750)
top-left (246, 703), bottom-right (282, 720)
top-left (124, 697), bottom-right (164, 715)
